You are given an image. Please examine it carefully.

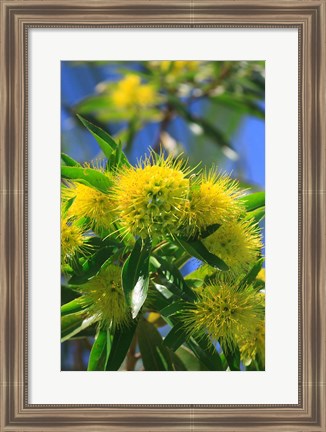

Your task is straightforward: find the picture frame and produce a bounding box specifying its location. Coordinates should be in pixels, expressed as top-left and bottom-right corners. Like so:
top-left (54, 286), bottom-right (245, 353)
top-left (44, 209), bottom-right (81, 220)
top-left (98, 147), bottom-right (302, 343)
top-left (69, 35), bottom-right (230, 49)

top-left (1, 0), bottom-right (325, 430)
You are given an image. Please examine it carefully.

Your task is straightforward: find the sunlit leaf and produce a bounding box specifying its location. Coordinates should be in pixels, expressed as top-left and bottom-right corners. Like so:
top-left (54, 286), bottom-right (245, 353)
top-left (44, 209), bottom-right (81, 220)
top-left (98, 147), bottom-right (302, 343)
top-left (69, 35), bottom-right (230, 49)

top-left (61, 166), bottom-right (113, 194)
top-left (61, 297), bottom-right (92, 316)
top-left (61, 311), bottom-right (98, 342)
top-left (122, 238), bottom-right (152, 319)
top-left (61, 153), bottom-right (80, 167)
top-left (239, 191), bottom-right (265, 212)
top-left (76, 114), bottom-right (130, 166)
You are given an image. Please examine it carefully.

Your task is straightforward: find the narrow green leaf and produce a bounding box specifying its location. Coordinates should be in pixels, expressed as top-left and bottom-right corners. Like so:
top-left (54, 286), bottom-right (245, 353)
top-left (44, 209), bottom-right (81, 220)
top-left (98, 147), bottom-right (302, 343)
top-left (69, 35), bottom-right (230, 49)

top-left (176, 346), bottom-right (207, 371)
top-left (187, 336), bottom-right (225, 371)
top-left (154, 255), bottom-right (197, 302)
top-left (138, 319), bottom-right (172, 371)
top-left (175, 238), bottom-right (229, 271)
top-left (199, 223), bottom-right (221, 239)
top-left (163, 321), bottom-right (188, 352)
top-left (239, 191), bottom-right (265, 212)
top-left (122, 238), bottom-right (152, 319)
top-left (61, 285), bottom-right (81, 305)
top-left (61, 166), bottom-right (113, 194)
top-left (61, 297), bottom-right (92, 316)
top-left (106, 321), bottom-right (138, 371)
top-left (69, 241), bottom-right (121, 285)
top-left (238, 258), bottom-right (264, 291)
top-left (137, 319), bottom-right (185, 371)
top-left (223, 345), bottom-right (241, 371)
top-left (246, 206), bottom-right (265, 224)
top-left (69, 324), bottom-right (97, 339)
top-left (87, 328), bottom-right (110, 371)
top-left (61, 153), bottom-right (80, 167)
top-left (252, 279), bottom-right (265, 292)
top-left (77, 114), bottom-right (130, 166)
top-left (61, 311), bottom-right (97, 341)
top-left (160, 301), bottom-right (187, 318)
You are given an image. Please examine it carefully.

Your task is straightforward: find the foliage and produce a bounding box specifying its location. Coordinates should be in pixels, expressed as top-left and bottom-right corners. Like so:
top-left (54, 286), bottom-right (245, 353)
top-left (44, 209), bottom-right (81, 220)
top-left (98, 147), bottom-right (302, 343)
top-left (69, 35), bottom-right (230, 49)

top-left (61, 61), bottom-right (265, 371)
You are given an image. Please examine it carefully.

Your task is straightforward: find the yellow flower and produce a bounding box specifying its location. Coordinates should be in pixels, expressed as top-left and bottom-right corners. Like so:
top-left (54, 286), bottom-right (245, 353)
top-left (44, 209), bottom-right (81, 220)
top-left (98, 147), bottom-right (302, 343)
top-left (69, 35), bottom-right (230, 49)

top-left (203, 218), bottom-right (262, 272)
top-left (80, 264), bottom-right (130, 329)
top-left (136, 84), bottom-right (156, 107)
top-left (159, 60), bottom-right (199, 74)
top-left (173, 60), bottom-right (199, 72)
top-left (62, 182), bottom-right (116, 233)
top-left (185, 170), bottom-right (243, 236)
top-left (112, 153), bottom-right (190, 239)
top-left (182, 280), bottom-right (264, 351)
top-left (238, 319), bottom-right (265, 366)
top-left (111, 74), bottom-right (156, 109)
top-left (61, 216), bottom-right (87, 265)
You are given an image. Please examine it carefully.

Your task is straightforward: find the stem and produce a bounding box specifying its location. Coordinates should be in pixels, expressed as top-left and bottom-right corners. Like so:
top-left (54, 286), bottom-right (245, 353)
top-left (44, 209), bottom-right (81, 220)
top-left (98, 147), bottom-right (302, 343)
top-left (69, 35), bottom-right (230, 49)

top-left (152, 240), bottom-right (168, 253)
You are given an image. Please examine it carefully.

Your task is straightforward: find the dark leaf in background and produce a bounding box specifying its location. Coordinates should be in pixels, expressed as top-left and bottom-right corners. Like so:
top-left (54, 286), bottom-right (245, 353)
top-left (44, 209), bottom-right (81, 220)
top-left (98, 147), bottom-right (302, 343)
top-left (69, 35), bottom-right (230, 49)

top-left (106, 320), bottom-right (138, 371)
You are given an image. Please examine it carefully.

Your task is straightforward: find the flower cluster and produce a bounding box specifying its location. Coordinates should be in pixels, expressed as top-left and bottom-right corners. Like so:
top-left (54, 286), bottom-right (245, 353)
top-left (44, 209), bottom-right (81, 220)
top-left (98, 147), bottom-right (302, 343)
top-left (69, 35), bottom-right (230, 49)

top-left (62, 152), bottom-right (262, 266)
top-left (61, 151), bottom-right (264, 362)
top-left (79, 264), bottom-right (131, 330)
top-left (182, 278), bottom-right (264, 354)
top-left (111, 74), bottom-right (157, 109)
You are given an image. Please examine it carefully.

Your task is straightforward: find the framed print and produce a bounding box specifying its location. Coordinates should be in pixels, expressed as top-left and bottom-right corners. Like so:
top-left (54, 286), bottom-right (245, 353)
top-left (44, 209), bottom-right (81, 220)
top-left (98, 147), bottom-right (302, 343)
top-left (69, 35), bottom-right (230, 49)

top-left (1, 0), bottom-right (325, 430)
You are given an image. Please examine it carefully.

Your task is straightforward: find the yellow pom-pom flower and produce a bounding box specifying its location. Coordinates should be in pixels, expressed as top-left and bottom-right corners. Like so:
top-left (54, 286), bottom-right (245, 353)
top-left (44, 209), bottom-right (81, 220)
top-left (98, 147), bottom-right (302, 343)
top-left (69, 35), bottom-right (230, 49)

top-left (202, 218), bottom-right (262, 272)
top-left (182, 280), bottom-right (264, 351)
top-left (62, 182), bottom-right (116, 233)
top-left (238, 319), bottom-right (265, 366)
top-left (61, 216), bottom-right (87, 265)
top-left (159, 60), bottom-right (199, 75)
top-left (111, 74), bottom-right (156, 109)
top-left (112, 153), bottom-right (190, 239)
top-left (185, 170), bottom-right (244, 236)
top-left (80, 264), bottom-right (130, 329)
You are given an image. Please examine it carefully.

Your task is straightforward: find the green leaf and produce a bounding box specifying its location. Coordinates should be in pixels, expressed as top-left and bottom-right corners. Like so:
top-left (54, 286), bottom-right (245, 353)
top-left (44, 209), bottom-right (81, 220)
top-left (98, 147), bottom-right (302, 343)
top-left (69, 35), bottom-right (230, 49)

top-left (106, 321), bottom-right (138, 371)
top-left (61, 166), bottom-right (113, 194)
top-left (122, 238), bottom-right (152, 319)
top-left (160, 300), bottom-right (188, 318)
top-left (176, 346), bottom-right (207, 371)
top-left (187, 336), bottom-right (225, 371)
top-left (87, 328), bottom-right (111, 371)
top-left (61, 153), bottom-right (80, 167)
top-left (61, 297), bottom-right (92, 316)
top-left (76, 114), bottom-right (130, 166)
top-left (61, 311), bottom-right (98, 342)
top-left (199, 223), bottom-right (221, 239)
top-left (223, 345), bottom-right (241, 371)
top-left (239, 191), bottom-right (265, 212)
top-left (69, 240), bottom-right (122, 285)
top-left (138, 319), bottom-right (184, 371)
top-left (238, 258), bottom-right (264, 291)
top-left (106, 140), bottom-right (129, 170)
top-left (175, 237), bottom-right (229, 271)
top-left (154, 255), bottom-right (197, 302)
top-left (61, 285), bottom-right (81, 305)
top-left (163, 321), bottom-right (189, 352)
top-left (246, 206), bottom-right (265, 224)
